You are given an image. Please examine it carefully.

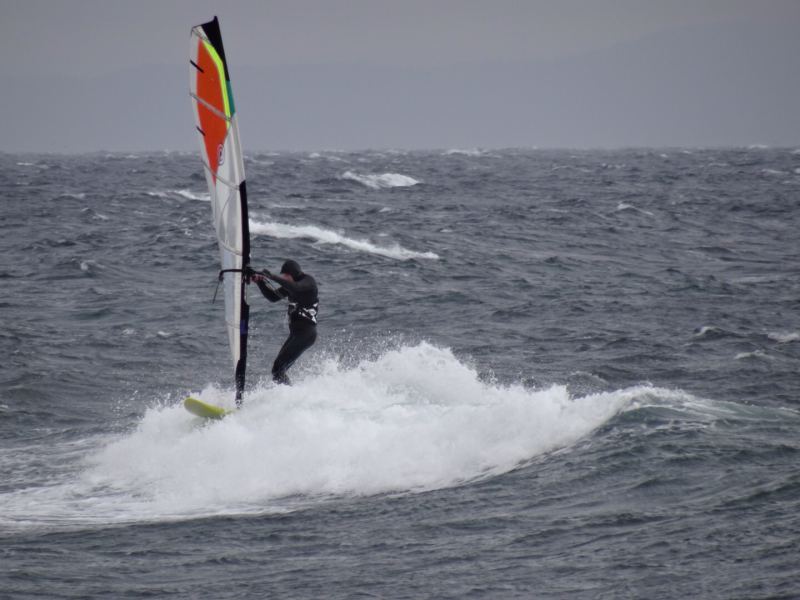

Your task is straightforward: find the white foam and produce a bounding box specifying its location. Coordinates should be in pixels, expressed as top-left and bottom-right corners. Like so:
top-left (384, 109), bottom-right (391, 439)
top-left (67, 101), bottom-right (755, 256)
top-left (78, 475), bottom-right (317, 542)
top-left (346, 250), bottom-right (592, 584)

top-left (249, 219), bottom-right (439, 260)
top-left (443, 148), bottom-right (484, 156)
top-left (0, 344), bottom-right (638, 528)
top-left (307, 152), bottom-right (345, 162)
top-left (615, 202), bottom-right (654, 216)
top-left (761, 168), bottom-right (787, 176)
top-left (146, 190), bottom-right (210, 201)
top-left (80, 206), bottom-right (108, 220)
top-left (694, 325), bottom-right (719, 337)
top-left (341, 171), bottom-right (420, 190)
top-left (735, 350), bottom-right (769, 360)
top-left (768, 331), bottom-right (800, 344)
top-left (174, 189), bottom-right (210, 202)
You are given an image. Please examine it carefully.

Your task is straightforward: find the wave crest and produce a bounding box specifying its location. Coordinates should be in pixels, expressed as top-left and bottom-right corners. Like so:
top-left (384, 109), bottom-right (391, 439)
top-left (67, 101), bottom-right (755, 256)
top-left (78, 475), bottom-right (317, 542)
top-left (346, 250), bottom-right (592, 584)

top-left (249, 219), bottom-right (438, 260)
top-left (146, 189), bottom-right (210, 201)
top-left (341, 171), bottom-right (420, 189)
top-left (1, 344), bottom-right (632, 526)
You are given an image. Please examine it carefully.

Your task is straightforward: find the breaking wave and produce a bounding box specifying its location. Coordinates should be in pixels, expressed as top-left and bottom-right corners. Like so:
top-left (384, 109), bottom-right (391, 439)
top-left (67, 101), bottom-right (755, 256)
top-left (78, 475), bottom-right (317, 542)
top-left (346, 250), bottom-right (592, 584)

top-left (341, 171), bottom-right (420, 190)
top-left (146, 189), bottom-right (210, 201)
top-left (249, 219), bottom-right (439, 260)
top-left (0, 343), bottom-right (638, 528)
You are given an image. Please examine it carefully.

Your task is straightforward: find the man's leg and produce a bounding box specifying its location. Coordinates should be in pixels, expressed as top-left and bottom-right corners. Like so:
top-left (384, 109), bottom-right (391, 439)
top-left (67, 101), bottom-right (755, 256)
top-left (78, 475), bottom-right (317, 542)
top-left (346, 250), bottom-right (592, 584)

top-left (272, 326), bottom-right (317, 385)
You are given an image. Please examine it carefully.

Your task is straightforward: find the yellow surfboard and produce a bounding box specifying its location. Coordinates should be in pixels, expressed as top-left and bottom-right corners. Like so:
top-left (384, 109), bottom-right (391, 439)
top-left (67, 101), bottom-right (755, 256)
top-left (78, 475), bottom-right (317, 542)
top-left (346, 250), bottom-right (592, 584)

top-left (184, 397), bottom-right (234, 420)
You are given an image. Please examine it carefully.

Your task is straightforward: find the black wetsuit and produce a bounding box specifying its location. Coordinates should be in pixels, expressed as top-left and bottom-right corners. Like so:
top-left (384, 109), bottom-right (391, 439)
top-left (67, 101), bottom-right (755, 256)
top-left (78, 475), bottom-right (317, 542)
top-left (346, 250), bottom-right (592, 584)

top-left (254, 272), bottom-right (318, 385)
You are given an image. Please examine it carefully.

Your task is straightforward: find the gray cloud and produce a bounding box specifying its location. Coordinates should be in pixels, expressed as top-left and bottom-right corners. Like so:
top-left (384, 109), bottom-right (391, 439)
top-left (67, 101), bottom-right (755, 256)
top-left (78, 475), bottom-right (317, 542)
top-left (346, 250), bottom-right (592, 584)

top-left (2, 1), bottom-right (799, 151)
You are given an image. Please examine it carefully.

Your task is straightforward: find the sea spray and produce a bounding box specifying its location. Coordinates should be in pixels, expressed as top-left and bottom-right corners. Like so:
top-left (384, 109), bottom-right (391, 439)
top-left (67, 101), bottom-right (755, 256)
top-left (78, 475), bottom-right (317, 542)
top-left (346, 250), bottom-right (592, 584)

top-left (1, 344), bottom-right (637, 528)
top-left (93, 345), bottom-right (629, 515)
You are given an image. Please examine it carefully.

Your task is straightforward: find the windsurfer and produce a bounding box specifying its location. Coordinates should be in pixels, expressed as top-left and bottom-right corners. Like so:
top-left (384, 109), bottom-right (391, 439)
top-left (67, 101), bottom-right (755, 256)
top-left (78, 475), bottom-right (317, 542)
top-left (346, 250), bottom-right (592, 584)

top-left (246, 260), bottom-right (318, 385)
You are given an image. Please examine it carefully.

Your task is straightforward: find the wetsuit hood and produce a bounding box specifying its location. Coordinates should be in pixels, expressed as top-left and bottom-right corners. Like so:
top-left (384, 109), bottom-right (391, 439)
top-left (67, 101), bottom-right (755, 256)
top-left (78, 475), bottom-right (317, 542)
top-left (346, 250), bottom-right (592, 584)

top-left (281, 259), bottom-right (303, 278)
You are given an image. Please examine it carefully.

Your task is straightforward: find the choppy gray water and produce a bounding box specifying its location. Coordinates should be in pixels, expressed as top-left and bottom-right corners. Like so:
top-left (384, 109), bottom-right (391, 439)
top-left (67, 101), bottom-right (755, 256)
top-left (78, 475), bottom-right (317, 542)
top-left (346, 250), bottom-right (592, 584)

top-left (1, 148), bottom-right (799, 598)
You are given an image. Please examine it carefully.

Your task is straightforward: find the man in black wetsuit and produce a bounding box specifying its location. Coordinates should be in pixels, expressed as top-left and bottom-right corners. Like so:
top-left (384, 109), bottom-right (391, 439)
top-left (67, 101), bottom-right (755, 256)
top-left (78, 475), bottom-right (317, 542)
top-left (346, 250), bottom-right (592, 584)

top-left (246, 260), bottom-right (318, 385)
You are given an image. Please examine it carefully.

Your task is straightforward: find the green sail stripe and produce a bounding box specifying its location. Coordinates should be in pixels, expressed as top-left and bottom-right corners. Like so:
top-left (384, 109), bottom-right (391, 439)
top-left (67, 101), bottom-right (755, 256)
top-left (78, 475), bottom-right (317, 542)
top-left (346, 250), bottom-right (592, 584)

top-left (226, 80), bottom-right (236, 115)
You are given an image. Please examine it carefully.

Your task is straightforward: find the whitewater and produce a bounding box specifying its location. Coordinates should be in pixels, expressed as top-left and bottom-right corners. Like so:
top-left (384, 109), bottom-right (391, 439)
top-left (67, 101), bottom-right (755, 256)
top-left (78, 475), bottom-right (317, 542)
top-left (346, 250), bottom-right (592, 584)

top-left (249, 218), bottom-right (438, 260)
top-left (1, 343), bottom-right (645, 529)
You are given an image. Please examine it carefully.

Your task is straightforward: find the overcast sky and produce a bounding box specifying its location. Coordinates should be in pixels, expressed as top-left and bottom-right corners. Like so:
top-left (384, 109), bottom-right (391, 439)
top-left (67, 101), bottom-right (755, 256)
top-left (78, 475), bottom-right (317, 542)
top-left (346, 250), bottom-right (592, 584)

top-left (2, 0), bottom-right (799, 151)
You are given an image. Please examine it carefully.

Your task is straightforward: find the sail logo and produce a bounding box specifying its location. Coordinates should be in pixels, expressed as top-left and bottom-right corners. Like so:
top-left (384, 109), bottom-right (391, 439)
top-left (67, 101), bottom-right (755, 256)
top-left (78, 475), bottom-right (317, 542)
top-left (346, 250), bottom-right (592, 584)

top-left (217, 144), bottom-right (225, 166)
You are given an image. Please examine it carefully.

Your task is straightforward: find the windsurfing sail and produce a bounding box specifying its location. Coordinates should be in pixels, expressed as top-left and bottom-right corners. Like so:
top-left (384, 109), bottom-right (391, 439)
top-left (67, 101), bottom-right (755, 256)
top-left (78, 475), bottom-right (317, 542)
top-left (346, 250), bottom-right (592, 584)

top-left (189, 17), bottom-right (250, 405)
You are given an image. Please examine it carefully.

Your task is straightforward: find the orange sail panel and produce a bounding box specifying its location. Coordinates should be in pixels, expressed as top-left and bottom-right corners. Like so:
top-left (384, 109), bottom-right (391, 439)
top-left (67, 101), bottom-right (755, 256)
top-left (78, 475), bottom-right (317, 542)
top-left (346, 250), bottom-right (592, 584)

top-left (194, 41), bottom-right (230, 179)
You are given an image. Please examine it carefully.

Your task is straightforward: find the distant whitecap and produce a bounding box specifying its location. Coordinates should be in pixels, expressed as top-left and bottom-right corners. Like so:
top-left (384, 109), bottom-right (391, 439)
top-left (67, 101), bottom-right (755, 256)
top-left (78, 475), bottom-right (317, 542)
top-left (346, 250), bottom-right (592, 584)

top-left (768, 331), bottom-right (800, 344)
top-left (174, 189), bottom-right (210, 201)
top-left (615, 202), bottom-right (654, 216)
top-left (146, 190), bottom-right (210, 201)
top-left (249, 219), bottom-right (438, 260)
top-left (341, 171), bottom-right (420, 190)
top-left (693, 325), bottom-right (719, 337)
top-left (443, 148), bottom-right (484, 156)
top-left (734, 350), bottom-right (769, 360)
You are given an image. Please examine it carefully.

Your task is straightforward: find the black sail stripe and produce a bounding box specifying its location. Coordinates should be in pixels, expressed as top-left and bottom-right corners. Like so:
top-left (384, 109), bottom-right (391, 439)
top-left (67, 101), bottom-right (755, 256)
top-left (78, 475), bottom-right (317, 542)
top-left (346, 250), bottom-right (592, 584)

top-left (200, 16), bottom-right (231, 82)
top-left (235, 180), bottom-right (250, 403)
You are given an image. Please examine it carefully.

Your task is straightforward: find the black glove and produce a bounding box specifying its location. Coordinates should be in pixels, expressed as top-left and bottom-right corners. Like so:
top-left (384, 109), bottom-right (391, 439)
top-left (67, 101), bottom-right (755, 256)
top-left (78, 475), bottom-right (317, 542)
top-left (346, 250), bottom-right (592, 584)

top-left (243, 265), bottom-right (256, 280)
top-left (261, 268), bottom-right (272, 277)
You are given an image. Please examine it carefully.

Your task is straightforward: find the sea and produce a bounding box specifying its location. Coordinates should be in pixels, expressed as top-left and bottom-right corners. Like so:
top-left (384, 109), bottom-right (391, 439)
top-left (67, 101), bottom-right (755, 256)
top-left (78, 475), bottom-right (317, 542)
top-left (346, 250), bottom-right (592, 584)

top-left (1, 147), bottom-right (799, 599)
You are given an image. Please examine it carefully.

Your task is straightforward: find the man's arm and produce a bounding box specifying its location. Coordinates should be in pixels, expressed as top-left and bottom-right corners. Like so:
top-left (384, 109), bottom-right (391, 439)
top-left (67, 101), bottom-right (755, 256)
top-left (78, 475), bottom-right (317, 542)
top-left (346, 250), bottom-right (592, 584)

top-left (255, 278), bottom-right (286, 302)
top-left (246, 267), bottom-right (287, 302)
top-left (264, 272), bottom-right (313, 297)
